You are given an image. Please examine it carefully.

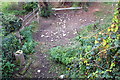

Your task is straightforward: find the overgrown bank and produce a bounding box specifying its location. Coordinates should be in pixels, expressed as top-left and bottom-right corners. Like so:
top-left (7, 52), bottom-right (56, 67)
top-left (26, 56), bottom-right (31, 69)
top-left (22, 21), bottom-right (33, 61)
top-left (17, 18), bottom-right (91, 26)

top-left (49, 2), bottom-right (120, 79)
top-left (1, 14), bottom-right (37, 78)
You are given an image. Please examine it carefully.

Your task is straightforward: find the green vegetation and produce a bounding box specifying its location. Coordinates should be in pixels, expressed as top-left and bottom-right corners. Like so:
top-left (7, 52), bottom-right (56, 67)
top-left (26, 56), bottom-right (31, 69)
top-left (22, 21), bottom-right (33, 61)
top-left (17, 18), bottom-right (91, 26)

top-left (1, 2), bottom-right (25, 15)
top-left (1, 2), bottom-right (38, 15)
top-left (20, 25), bottom-right (38, 54)
top-left (22, 2), bottom-right (38, 13)
top-left (49, 2), bottom-right (120, 79)
top-left (1, 1), bottom-right (119, 79)
top-left (2, 14), bottom-right (22, 35)
top-left (40, 5), bottom-right (53, 18)
top-left (1, 14), bottom-right (37, 78)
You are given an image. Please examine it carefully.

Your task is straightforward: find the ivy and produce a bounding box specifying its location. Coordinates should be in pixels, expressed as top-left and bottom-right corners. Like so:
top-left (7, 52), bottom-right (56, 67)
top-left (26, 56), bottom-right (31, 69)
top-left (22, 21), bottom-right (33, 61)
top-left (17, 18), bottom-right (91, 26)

top-left (49, 2), bottom-right (120, 79)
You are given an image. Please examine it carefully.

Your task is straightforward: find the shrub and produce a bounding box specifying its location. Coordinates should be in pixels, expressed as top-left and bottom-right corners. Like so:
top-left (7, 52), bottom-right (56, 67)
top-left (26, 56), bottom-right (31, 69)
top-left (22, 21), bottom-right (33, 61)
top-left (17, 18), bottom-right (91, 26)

top-left (1, 2), bottom-right (26, 15)
top-left (22, 41), bottom-right (37, 54)
top-left (1, 14), bottom-right (22, 35)
top-left (40, 5), bottom-right (53, 18)
top-left (49, 46), bottom-right (79, 65)
top-left (23, 2), bottom-right (38, 12)
top-left (2, 59), bottom-right (15, 78)
top-left (2, 33), bottom-right (21, 78)
top-left (2, 34), bottom-right (22, 61)
top-left (20, 25), bottom-right (38, 54)
top-left (2, 25), bottom-right (37, 78)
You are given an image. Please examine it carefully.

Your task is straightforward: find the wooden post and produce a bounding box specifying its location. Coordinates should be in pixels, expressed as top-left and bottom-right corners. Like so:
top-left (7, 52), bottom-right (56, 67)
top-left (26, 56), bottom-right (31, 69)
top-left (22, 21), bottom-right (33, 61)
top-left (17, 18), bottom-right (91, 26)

top-left (14, 50), bottom-right (25, 66)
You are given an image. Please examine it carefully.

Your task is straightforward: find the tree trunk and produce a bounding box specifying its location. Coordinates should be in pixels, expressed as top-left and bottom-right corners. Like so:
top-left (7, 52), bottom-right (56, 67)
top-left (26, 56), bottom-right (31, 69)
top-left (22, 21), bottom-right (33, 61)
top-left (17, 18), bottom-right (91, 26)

top-left (14, 50), bottom-right (25, 66)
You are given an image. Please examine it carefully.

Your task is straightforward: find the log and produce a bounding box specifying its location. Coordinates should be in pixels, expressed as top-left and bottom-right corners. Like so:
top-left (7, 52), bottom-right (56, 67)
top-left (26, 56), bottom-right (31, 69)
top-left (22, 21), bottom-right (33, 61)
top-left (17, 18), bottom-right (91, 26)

top-left (14, 50), bottom-right (25, 66)
top-left (52, 7), bottom-right (82, 11)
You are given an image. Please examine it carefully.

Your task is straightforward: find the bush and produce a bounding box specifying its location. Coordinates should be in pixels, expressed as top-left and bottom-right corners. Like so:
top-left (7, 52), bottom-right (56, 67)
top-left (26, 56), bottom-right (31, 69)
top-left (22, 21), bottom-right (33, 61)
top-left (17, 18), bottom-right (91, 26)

top-left (20, 25), bottom-right (38, 54)
top-left (22, 41), bottom-right (37, 54)
top-left (1, 14), bottom-right (22, 35)
top-left (2, 34), bottom-right (22, 61)
top-left (2, 59), bottom-right (15, 78)
top-left (2, 25), bottom-right (37, 78)
top-left (50, 46), bottom-right (78, 65)
top-left (2, 33), bottom-right (21, 78)
top-left (40, 5), bottom-right (53, 18)
top-left (1, 2), bottom-right (26, 15)
top-left (23, 2), bottom-right (38, 12)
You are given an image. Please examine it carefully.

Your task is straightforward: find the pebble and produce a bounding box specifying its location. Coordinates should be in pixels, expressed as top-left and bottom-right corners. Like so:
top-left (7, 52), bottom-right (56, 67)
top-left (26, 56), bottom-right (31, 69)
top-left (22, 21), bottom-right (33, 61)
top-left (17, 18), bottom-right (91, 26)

top-left (63, 34), bottom-right (66, 37)
top-left (41, 35), bottom-right (44, 37)
top-left (59, 75), bottom-right (65, 79)
top-left (79, 19), bottom-right (82, 21)
top-left (51, 40), bottom-right (54, 42)
top-left (37, 70), bottom-right (41, 73)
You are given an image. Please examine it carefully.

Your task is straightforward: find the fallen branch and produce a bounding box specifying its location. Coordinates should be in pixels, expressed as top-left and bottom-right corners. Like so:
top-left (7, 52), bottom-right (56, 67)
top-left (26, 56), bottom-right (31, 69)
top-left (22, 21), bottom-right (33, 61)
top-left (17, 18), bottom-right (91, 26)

top-left (52, 7), bottom-right (82, 11)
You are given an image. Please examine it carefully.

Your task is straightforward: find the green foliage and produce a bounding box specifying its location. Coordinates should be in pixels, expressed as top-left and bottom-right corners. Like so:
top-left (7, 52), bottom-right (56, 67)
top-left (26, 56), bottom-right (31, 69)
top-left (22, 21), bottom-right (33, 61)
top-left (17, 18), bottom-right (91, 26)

top-left (2, 14), bottom-right (37, 77)
top-left (2, 59), bottom-right (15, 78)
top-left (1, 2), bottom-right (38, 15)
top-left (20, 25), bottom-right (33, 42)
top-left (2, 34), bottom-right (21, 61)
top-left (49, 2), bottom-right (120, 79)
top-left (50, 46), bottom-right (78, 65)
top-left (2, 33), bottom-right (21, 78)
top-left (23, 2), bottom-right (38, 12)
top-left (1, 2), bottom-right (26, 15)
top-left (22, 41), bottom-right (37, 54)
top-left (20, 25), bottom-right (38, 54)
top-left (40, 5), bottom-right (53, 18)
top-left (1, 14), bottom-right (22, 35)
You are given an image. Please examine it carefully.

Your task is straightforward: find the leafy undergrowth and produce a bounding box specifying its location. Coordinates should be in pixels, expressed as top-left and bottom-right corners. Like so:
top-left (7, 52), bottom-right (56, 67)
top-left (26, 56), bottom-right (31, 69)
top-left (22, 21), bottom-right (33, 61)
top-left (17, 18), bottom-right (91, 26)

top-left (1, 14), bottom-right (37, 78)
top-left (1, 2), bottom-right (38, 15)
top-left (49, 2), bottom-right (120, 79)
